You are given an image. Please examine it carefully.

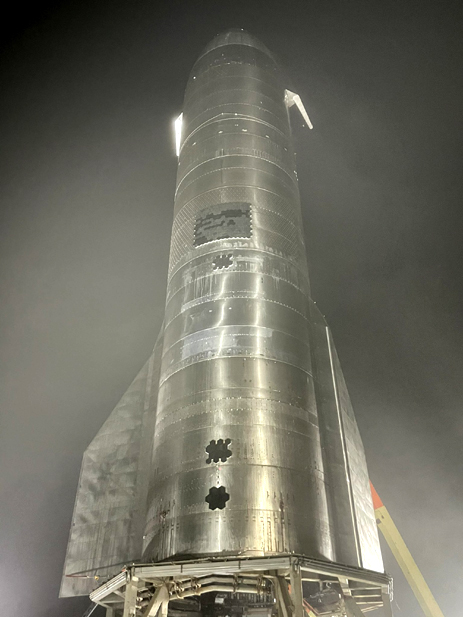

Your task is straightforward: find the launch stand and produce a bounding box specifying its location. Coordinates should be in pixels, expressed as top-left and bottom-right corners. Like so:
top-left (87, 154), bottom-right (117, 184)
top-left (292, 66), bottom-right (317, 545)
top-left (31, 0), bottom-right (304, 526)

top-left (89, 555), bottom-right (392, 617)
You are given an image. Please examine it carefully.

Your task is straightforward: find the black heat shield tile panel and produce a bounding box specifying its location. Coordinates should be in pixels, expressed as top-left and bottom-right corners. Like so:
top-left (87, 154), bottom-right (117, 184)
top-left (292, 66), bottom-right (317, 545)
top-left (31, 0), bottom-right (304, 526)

top-left (194, 202), bottom-right (252, 247)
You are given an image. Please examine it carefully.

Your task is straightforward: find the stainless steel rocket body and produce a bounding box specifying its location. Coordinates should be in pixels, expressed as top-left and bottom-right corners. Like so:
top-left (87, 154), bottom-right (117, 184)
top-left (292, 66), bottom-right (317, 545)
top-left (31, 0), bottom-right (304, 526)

top-left (144, 31), bottom-right (333, 562)
top-left (60, 32), bottom-right (384, 599)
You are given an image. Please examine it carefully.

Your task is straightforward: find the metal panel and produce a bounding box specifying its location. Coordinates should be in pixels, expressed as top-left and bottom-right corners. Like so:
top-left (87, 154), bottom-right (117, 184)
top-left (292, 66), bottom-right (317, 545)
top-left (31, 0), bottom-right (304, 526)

top-left (143, 30), bottom-right (383, 572)
top-left (60, 330), bottom-right (163, 597)
top-left (143, 31), bottom-right (334, 564)
top-left (170, 188), bottom-right (307, 277)
top-left (307, 300), bottom-right (383, 571)
top-left (326, 334), bottom-right (384, 572)
top-left (307, 301), bottom-right (361, 567)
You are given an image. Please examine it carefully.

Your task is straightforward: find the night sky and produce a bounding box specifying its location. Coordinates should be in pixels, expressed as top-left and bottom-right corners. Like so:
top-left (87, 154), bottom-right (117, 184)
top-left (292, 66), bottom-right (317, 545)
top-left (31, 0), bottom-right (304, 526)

top-left (1, 1), bottom-right (462, 616)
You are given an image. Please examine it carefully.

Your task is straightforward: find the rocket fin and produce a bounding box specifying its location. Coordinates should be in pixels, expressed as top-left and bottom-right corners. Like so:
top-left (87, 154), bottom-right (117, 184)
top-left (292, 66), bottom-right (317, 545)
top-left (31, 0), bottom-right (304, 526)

top-left (285, 89), bottom-right (313, 129)
top-left (326, 329), bottom-right (384, 572)
top-left (308, 301), bottom-right (383, 572)
top-left (60, 327), bottom-right (164, 597)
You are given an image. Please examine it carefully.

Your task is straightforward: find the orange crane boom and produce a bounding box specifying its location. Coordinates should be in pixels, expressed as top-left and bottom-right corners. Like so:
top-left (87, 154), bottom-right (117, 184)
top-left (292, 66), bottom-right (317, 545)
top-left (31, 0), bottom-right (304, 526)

top-left (370, 483), bottom-right (445, 617)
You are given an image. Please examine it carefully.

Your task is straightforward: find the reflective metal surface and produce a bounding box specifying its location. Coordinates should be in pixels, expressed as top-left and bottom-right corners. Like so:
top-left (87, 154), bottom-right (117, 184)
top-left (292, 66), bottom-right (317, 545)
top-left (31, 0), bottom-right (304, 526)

top-left (308, 301), bottom-right (383, 571)
top-left (60, 331), bottom-right (163, 597)
top-left (143, 30), bottom-right (383, 572)
top-left (61, 29), bottom-right (384, 599)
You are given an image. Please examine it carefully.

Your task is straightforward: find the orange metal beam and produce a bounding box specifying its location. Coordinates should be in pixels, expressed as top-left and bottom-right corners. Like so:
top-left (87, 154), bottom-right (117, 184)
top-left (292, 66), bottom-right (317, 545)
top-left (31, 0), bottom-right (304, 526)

top-left (370, 482), bottom-right (445, 617)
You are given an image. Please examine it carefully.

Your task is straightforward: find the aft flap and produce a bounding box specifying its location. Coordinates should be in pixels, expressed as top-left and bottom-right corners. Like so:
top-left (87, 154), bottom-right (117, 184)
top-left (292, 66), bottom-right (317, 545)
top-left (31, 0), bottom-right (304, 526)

top-left (60, 330), bottom-right (164, 597)
top-left (285, 89), bottom-right (313, 129)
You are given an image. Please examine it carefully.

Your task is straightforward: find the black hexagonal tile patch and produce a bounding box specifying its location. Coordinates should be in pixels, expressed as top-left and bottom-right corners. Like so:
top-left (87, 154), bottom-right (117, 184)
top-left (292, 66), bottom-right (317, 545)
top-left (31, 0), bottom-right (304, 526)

top-left (205, 486), bottom-right (230, 510)
top-left (212, 254), bottom-right (233, 270)
top-left (206, 438), bottom-right (232, 464)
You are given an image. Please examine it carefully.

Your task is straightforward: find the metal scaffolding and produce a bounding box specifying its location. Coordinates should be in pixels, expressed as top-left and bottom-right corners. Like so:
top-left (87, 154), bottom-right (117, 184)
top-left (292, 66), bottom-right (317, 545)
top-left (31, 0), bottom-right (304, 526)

top-left (88, 555), bottom-right (392, 617)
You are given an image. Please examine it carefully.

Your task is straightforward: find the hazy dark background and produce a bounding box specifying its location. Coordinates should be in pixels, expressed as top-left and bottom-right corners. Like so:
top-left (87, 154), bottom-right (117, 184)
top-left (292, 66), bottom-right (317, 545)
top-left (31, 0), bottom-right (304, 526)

top-left (1, 1), bottom-right (462, 616)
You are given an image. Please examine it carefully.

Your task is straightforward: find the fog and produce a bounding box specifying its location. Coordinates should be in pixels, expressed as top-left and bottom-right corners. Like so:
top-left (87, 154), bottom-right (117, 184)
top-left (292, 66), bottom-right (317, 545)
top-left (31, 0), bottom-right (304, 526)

top-left (1, 1), bottom-right (462, 615)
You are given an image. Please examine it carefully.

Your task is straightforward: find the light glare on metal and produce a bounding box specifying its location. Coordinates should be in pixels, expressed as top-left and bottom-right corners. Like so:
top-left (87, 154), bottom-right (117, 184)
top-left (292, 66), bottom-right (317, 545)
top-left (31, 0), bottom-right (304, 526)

top-left (174, 113), bottom-right (183, 156)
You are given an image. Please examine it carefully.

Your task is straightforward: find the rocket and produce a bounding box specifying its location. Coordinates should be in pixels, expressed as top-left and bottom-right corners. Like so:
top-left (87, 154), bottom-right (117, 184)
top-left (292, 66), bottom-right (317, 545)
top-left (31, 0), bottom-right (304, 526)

top-left (61, 29), bottom-right (383, 602)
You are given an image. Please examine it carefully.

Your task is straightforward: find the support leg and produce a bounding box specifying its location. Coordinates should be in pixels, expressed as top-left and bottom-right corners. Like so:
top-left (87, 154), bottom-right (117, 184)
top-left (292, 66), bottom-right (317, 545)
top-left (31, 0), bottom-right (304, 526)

top-left (123, 578), bottom-right (138, 617)
top-left (381, 585), bottom-right (393, 617)
top-left (343, 596), bottom-right (366, 617)
top-left (289, 565), bottom-right (304, 617)
top-left (160, 600), bottom-right (169, 617)
top-left (274, 576), bottom-right (292, 617)
top-left (142, 585), bottom-right (169, 617)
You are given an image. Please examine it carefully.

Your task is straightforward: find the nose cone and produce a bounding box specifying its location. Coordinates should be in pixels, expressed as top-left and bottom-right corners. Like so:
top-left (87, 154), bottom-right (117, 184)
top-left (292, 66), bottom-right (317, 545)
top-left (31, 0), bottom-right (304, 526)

top-left (199, 28), bottom-right (274, 60)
